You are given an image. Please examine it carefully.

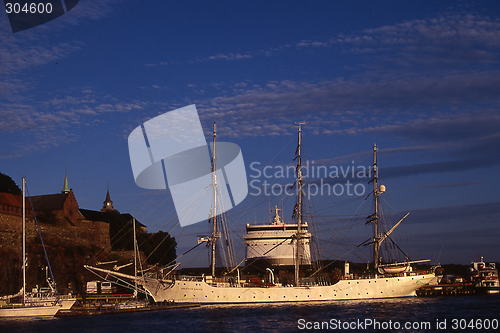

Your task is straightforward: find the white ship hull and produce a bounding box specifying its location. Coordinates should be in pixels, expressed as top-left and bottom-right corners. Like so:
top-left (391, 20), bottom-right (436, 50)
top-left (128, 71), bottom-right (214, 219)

top-left (141, 273), bottom-right (437, 304)
top-left (0, 298), bottom-right (76, 318)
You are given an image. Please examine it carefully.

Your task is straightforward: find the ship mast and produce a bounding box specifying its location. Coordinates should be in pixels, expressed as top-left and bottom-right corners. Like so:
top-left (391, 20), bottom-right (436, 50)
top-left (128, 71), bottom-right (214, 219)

top-left (372, 144), bottom-right (381, 271)
top-left (210, 122), bottom-right (218, 278)
top-left (133, 217), bottom-right (138, 300)
top-left (22, 176), bottom-right (26, 305)
top-left (294, 123), bottom-right (305, 286)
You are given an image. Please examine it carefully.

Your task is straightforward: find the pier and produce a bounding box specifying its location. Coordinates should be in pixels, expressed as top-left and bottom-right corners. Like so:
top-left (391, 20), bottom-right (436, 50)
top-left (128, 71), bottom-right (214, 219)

top-left (417, 283), bottom-right (475, 297)
top-left (56, 303), bottom-right (199, 317)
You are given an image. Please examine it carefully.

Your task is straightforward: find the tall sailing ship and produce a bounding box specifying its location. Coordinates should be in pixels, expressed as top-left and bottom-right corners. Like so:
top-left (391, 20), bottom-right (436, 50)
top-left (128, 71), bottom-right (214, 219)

top-left (87, 123), bottom-right (438, 304)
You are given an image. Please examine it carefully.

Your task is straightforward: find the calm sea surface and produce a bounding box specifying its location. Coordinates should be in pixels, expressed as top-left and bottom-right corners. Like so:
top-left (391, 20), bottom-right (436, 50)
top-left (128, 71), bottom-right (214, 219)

top-left (1, 296), bottom-right (499, 332)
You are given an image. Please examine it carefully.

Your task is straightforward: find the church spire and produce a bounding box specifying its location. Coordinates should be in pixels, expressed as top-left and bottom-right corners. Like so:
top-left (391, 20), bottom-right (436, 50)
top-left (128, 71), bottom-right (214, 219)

top-left (101, 189), bottom-right (116, 212)
top-left (62, 175), bottom-right (70, 194)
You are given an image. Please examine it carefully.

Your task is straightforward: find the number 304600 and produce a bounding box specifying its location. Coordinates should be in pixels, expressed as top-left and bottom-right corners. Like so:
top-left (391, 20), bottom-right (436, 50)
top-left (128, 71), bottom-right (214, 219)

top-left (451, 318), bottom-right (498, 330)
top-left (5, 2), bottom-right (53, 14)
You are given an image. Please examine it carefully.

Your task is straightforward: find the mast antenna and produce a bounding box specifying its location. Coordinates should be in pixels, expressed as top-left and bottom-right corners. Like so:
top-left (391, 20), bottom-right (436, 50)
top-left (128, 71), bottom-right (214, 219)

top-left (210, 122), bottom-right (218, 278)
top-left (133, 217), bottom-right (138, 300)
top-left (372, 144), bottom-right (381, 272)
top-left (22, 176), bottom-right (26, 306)
top-left (294, 122), bottom-right (305, 286)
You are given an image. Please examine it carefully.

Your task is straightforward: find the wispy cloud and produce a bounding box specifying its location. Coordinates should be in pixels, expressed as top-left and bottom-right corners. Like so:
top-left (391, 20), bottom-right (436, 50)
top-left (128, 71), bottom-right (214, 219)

top-left (383, 158), bottom-right (499, 179)
top-left (195, 76), bottom-right (500, 172)
top-left (419, 181), bottom-right (482, 189)
top-left (186, 12), bottom-right (500, 141)
top-left (0, 91), bottom-right (145, 157)
top-left (145, 52), bottom-right (255, 67)
top-left (206, 52), bottom-right (253, 61)
top-left (193, 69), bottom-right (500, 136)
top-left (285, 13), bottom-right (500, 69)
top-left (4, 9), bottom-right (500, 166)
top-left (0, 78), bottom-right (26, 99)
top-left (0, 39), bottom-right (81, 75)
top-left (0, 0), bottom-right (121, 75)
top-left (0, 0), bottom-right (129, 157)
top-left (146, 13), bottom-right (500, 68)
top-left (144, 61), bottom-right (169, 67)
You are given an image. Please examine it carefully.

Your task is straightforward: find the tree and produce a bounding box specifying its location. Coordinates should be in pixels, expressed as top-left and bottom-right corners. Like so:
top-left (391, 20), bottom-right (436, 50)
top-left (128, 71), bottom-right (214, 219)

top-left (0, 172), bottom-right (21, 195)
top-left (138, 231), bottom-right (177, 266)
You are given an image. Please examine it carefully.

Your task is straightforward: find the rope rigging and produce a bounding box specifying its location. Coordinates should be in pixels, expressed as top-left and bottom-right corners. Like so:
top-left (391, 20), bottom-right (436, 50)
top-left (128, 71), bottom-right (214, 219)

top-left (26, 184), bottom-right (56, 292)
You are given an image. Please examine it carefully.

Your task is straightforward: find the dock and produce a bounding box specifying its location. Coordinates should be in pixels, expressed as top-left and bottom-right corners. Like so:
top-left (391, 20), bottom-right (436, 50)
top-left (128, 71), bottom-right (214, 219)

top-left (417, 283), bottom-right (475, 297)
top-left (56, 303), bottom-right (200, 317)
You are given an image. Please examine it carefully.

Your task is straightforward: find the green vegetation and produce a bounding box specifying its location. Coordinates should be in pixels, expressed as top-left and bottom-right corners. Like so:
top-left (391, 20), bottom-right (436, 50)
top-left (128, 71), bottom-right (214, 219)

top-left (0, 172), bottom-right (21, 195)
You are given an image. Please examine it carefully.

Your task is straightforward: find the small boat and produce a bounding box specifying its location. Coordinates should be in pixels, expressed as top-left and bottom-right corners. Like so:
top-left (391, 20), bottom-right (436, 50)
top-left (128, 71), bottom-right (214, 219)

top-left (0, 177), bottom-right (76, 318)
top-left (470, 257), bottom-right (500, 295)
top-left (378, 263), bottom-right (411, 275)
top-left (0, 296), bottom-right (76, 318)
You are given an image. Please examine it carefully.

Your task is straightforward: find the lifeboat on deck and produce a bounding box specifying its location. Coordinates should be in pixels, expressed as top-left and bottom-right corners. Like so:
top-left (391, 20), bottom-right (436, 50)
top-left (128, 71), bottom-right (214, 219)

top-left (378, 263), bottom-right (411, 275)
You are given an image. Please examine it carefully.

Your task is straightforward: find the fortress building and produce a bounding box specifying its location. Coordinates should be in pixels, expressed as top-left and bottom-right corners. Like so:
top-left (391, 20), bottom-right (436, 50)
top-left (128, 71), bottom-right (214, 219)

top-left (0, 174), bottom-right (156, 295)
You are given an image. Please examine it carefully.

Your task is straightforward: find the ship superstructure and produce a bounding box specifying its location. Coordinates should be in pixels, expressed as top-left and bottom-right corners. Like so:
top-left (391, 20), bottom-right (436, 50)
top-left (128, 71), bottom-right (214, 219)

top-left (244, 207), bottom-right (312, 267)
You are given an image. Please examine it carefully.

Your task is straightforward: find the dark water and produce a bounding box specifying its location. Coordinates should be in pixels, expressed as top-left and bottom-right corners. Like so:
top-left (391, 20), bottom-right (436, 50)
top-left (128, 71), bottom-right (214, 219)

top-left (1, 296), bottom-right (499, 332)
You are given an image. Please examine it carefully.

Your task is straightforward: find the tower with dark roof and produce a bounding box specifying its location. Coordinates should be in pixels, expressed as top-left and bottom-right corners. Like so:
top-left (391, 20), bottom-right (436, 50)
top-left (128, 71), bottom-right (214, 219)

top-left (101, 190), bottom-right (116, 213)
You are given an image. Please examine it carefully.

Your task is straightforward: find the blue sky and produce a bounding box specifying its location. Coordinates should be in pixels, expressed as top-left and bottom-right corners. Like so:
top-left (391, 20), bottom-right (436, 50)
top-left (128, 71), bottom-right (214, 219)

top-left (1, 1), bottom-right (500, 266)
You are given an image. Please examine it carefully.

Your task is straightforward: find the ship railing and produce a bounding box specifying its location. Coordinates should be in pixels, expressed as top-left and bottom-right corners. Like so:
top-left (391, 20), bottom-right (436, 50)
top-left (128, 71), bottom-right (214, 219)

top-left (208, 276), bottom-right (241, 287)
top-left (174, 275), bottom-right (205, 282)
top-left (26, 292), bottom-right (57, 300)
top-left (300, 277), bottom-right (334, 287)
top-left (341, 269), bottom-right (435, 280)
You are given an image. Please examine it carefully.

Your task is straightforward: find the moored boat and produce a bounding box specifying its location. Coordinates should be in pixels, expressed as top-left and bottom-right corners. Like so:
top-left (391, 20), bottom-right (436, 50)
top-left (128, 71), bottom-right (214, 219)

top-left (470, 257), bottom-right (500, 295)
top-left (0, 177), bottom-right (76, 318)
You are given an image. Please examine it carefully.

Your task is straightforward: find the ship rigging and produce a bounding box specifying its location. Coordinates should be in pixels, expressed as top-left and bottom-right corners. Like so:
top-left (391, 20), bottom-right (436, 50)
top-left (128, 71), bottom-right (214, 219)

top-left (85, 108), bottom-right (438, 304)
